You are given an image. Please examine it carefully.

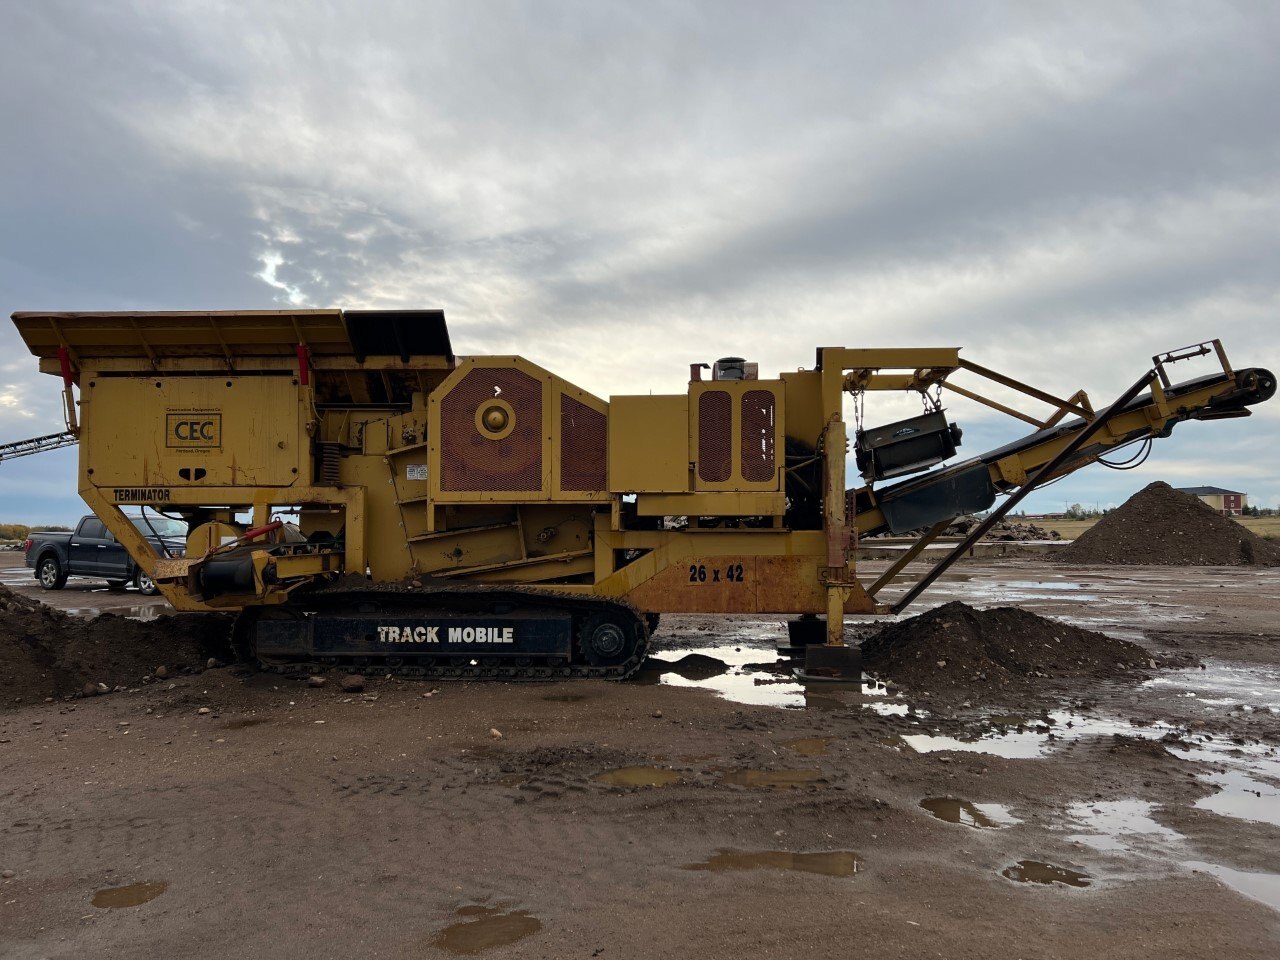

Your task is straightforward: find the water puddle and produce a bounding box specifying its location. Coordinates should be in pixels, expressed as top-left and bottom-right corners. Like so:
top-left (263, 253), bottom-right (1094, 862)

top-left (902, 730), bottom-right (1048, 759)
top-left (652, 635), bottom-right (900, 710)
top-left (920, 798), bottom-right (1017, 828)
top-left (1001, 860), bottom-right (1091, 887)
top-left (936, 580), bottom-right (1099, 604)
top-left (685, 849), bottom-right (861, 877)
top-left (1185, 861), bottom-right (1280, 913)
top-left (903, 710), bottom-right (1170, 759)
top-left (1145, 660), bottom-right (1280, 711)
top-left (92, 880), bottom-right (168, 908)
top-left (1064, 800), bottom-right (1180, 852)
top-left (432, 905), bottom-right (542, 954)
top-left (1192, 768), bottom-right (1280, 828)
top-left (65, 605), bottom-right (165, 621)
top-left (659, 652), bottom-right (803, 708)
top-left (781, 737), bottom-right (832, 756)
top-left (865, 701), bottom-right (911, 717)
top-left (719, 768), bottom-right (821, 788)
top-left (593, 766), bottom-right (682, 788)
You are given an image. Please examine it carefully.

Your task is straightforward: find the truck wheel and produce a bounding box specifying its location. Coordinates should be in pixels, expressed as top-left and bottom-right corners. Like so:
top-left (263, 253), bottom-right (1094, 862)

top-left (106, 580), bottom-right (129, 591)
top-left (38, 556), bottom-right (68, 590)
top-left (135, 571), bottom-right (160, 596)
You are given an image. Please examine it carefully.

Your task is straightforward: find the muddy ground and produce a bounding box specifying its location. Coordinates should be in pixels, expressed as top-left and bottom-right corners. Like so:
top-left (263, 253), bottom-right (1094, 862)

top-left (1, 552), bottom-right (1278, 958)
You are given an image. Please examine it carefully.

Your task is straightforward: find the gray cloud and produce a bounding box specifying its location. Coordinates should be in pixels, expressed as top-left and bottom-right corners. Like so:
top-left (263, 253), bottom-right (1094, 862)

top-left (2, 0), bottom-right (1278, 522)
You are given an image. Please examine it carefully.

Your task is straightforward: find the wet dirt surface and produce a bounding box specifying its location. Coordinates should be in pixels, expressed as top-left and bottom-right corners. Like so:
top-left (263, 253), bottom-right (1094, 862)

top-left (684, 849), bottom-right (863, 877)
top-left (2, 556), bottom-right (1280, 957)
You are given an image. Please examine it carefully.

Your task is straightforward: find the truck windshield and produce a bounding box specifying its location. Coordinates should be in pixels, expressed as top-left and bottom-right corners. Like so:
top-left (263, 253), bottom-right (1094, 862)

top-left (129, 516), bottom-right (187, 539)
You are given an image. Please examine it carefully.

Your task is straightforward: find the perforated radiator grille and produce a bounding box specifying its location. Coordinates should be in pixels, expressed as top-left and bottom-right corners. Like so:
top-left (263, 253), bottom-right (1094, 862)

top-left (740, 390), bottom-right (776, 482)
top-left (560, 396), bottom-right (607, 491)
top-left (697, 390), bottom-right (732, 483)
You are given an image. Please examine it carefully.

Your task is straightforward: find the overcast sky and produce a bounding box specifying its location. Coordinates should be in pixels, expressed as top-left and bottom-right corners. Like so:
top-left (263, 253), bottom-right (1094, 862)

top-left (2, 1), bottom-right (1278, 525)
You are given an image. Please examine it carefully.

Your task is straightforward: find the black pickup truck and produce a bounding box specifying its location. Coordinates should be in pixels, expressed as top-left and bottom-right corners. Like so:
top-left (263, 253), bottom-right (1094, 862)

top-left (23, 514), bottom-right (186, 596)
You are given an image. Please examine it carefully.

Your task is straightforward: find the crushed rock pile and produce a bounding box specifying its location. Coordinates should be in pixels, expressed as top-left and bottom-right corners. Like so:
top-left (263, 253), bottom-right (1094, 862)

top-left (0, 584), bottom-right (231, 705)
top-left (881, 515), bottom-right (1060, 541)
top-left (861, 600), bottom-right (1157, 694)
top-left (1060, 481), bottom-right (1280, 566)
top-left (943, 515), bottom-right (1061, 541)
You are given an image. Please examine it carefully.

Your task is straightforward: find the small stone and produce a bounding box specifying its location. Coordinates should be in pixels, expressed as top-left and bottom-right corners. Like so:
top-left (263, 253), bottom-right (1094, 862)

top-left (652, 710), bottom-right (663, 719)
top-left (206, 658), bottom-right (223, 670)
top-left (197, 707), bottom-right (211, 715)
top-left (936, 660), bottom-right (947, 668)
top-left (339, 675), bottom-right (366, 693)
top-left (1, 869), bottom-right (14, 879)
top-left (154, 666), bottom-right (168, 679)
top-left (489, 728), bottom-right (503, 740)
top-left (82, 682), bottom-right (98, 697)
top-left (307, 676), bottom-right (327, 688)
top-left (96, 683), bottom-right (110, 695)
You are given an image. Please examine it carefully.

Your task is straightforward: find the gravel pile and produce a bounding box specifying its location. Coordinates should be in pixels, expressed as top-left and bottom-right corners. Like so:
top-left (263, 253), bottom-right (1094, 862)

top-left (944, 515), bottom-right (1061, 541)
top-left (1059, 481), bottom-right (1280, 566)
top-left (879, 515), bottom-right (1061, 541)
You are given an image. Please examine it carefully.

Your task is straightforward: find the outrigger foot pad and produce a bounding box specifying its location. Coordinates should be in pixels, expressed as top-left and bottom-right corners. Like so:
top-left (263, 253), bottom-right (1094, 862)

top-left (794, 643), bottom-right (863, 682)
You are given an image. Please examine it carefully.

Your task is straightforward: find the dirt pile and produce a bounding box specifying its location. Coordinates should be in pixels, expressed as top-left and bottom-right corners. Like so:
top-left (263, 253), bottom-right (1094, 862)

top-left (1060, 481), bottom-right (1280, 566)
top-left (0, 584), bottom-right (230, 704)
top-left (861, 600), bottom-right (1156, 694)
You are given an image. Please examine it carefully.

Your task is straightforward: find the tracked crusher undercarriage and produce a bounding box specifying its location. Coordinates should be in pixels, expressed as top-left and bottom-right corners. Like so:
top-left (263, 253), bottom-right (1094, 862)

top-left (10, 310), bottom-right (1275, 679)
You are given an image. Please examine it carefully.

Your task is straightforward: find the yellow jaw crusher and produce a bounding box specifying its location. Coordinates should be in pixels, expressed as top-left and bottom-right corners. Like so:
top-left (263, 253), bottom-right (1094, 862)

top-left (10, 310), bottom-right (1274, 678)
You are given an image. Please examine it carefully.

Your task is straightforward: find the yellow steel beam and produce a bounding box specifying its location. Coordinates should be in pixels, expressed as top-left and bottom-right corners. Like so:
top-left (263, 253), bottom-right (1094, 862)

top-left (943, 381), bottom-right (1044, 427)
top-left (958, 358), bottom-right (1090, 417)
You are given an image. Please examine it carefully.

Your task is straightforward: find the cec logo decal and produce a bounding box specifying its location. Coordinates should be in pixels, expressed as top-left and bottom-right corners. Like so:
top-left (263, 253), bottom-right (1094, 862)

top-left (166, 412), bottom-right (222, 448)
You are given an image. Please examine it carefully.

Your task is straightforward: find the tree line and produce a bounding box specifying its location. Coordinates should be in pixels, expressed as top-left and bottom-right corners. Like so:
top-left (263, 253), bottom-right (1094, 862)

top-left (0, 523), bottom-right (73, 541)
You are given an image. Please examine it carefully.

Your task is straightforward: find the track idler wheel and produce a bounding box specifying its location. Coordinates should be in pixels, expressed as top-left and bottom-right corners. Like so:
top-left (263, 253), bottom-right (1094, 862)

top-left (578, 608), bottom-right (646, 668)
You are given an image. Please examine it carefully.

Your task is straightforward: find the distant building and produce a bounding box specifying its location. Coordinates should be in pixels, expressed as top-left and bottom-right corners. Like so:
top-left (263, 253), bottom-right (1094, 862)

top-left (1176, 486), bottom-right (1247, 516)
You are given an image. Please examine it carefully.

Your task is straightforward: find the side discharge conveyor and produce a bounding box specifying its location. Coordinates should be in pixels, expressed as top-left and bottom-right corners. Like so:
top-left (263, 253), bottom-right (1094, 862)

top-left (8, 309), bottom-right (1274, 680)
